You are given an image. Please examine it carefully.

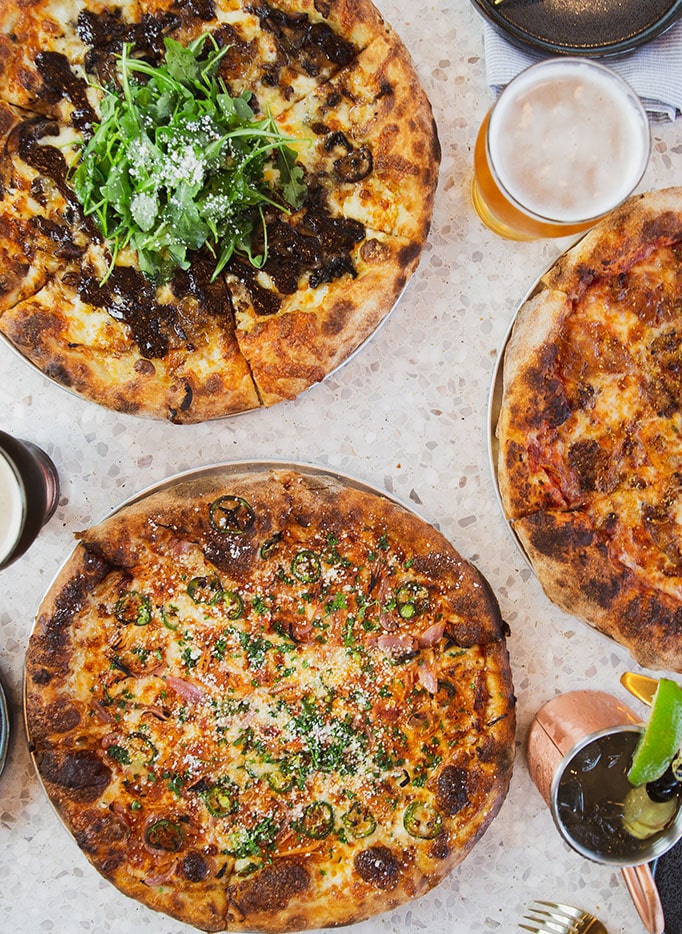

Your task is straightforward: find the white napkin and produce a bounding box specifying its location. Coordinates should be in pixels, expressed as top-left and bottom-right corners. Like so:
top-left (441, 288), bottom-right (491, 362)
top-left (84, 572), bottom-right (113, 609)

top-left (483, 19), bottom-right (682, 120)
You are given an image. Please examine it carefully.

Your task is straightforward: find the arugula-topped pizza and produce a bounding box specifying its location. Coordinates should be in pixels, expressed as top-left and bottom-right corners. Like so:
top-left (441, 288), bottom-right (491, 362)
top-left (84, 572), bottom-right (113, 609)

top-left (0, 0), bottom-right (439, 421)
top-left (25, 466), bottom-right (515, 932)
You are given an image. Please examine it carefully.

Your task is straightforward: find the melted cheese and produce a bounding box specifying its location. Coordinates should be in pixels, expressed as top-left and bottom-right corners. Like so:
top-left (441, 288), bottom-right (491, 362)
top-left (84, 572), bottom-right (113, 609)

top-left (62, 495), bottom-right (497, 888)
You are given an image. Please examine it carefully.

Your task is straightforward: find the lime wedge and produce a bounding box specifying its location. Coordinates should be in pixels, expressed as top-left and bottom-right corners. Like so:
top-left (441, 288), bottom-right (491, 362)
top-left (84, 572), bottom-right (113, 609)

top-left (627, 677), bottom-right (682, 787)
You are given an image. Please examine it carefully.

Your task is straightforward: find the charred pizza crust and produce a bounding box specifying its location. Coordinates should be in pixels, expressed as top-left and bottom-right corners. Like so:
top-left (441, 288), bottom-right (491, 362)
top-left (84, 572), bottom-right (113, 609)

top-left (497, 186), bottom-right (682, 671)
top-left (25, 466), bottom-right (515, 932)
top-left (0, 0), bottom-right (439, 422)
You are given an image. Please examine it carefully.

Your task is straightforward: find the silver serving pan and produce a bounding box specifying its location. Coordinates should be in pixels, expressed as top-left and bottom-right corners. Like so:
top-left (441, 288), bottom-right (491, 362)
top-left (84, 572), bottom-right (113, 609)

top-left (487, 278), bottom-right (545, 567)
top-left (487, 238), bottom-right (587, 563)
top-left (487, 247), bottom-right (631, 655)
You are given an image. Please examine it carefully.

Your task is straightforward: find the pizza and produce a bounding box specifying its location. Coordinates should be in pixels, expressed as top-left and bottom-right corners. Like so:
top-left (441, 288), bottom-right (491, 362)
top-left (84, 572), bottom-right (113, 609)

top-left (0, 0), bottom-right (439, 422)
top-left (496, 186), bottom-right (682, 672)
top-left (24, 465), bottom-right (515, 932)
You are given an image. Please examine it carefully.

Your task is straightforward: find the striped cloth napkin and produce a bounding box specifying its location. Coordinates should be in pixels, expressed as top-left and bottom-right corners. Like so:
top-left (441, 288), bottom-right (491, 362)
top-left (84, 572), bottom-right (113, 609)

top-left (483, 20), bottom-right (682, 119)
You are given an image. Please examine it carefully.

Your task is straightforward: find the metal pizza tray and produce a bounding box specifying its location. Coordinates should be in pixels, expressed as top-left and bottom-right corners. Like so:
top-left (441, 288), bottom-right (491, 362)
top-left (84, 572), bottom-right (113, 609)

top-left (487, 279), bottom-right (545, 567)
top-left (22, 457), bottom-right (497, 916)
top-left (487, 248), bottom-right (631, 654)
top-left (0, 278), bottom-right (408, 422)
top-left (470, 0), bottom-right (682, 57)
top-left (487, 236), bottom-right (585, 565)
top-left (81, 459), bottom-right (416, 517)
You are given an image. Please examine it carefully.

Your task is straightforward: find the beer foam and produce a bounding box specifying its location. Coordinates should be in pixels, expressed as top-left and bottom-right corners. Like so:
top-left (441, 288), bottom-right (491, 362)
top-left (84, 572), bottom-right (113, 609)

top-left (489, 59), bottom-right (650, 223)
top-left (0, 450), bottom-right (24, 564)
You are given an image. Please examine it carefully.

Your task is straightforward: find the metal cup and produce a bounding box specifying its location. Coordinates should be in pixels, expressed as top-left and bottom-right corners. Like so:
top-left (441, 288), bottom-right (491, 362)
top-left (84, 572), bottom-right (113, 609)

top-left (526, 690), bottom-right (640, 807)
top-left (0, 430), bottom-right (59, 570)
top-left (526, 690), bottom-right (668, 933)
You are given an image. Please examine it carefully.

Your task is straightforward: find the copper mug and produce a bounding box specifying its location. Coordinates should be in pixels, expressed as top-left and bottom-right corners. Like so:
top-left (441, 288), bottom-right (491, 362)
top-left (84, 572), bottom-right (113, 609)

top-left (526, 690), bottom-right (667, 934)
top-left (0, 430), bottom-right (59, 570)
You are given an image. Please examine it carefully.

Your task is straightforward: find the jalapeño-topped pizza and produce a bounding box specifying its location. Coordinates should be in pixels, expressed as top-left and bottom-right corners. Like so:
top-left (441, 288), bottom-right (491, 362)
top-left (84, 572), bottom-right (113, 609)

top-left (497, 186), bottom-right (682, 673)
top-left (25, 466), bottom-right (515, 932)
top-left (0, 0), bottom-right (439, 422)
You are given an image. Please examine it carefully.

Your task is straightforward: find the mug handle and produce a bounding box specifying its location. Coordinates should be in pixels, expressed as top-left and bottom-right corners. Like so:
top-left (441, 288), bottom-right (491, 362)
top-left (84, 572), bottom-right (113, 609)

top-left (621, 863), bottom-right (664, 934)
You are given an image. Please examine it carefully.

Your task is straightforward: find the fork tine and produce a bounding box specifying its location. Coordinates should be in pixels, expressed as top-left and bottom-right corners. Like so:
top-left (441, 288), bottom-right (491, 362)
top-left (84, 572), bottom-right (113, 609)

top-left (521, 900), bottom-right (605, 934)
top-left (533, 900), bottom-right (583, 921)
top-left (522, 902), bottom-right (580, 933)
top-left (519, 922), bottom-right (561, 934)
top-left (521, 915), bottom-right (572, 934)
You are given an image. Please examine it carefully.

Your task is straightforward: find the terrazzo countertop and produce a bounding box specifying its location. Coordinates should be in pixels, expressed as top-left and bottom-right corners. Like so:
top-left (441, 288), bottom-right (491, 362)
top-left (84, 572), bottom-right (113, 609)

top-left (3, 3), bottom-right (682, 932)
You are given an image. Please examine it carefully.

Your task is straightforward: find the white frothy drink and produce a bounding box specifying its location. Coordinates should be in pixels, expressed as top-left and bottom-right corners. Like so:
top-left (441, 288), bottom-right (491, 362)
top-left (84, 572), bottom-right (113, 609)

top-left (0, 450), bottom-right (24, 564)
top-left (488, 59), bottom-right (650, 224)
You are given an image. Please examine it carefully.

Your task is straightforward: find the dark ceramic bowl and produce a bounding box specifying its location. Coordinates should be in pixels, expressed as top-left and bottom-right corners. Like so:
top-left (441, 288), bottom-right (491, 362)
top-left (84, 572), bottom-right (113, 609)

top-left (470, 0), bottom-right (682, 57)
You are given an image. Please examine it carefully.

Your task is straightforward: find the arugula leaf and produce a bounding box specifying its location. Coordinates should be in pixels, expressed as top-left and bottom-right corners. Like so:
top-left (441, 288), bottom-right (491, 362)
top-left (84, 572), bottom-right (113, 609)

top-left (71, 34), bottom-right (308, 283)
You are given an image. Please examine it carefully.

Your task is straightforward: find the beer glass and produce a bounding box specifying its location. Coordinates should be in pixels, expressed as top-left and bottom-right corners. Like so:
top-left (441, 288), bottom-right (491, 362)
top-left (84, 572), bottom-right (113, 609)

top-left (0, 430), bottom-right (59, 570)
top-left (471, 58), bottom-right (651, 240)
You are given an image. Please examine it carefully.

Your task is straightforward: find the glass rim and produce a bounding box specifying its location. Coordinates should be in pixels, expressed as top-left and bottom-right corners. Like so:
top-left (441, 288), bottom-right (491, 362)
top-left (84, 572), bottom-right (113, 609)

top-left (486, 56), bottom-right (651, 228)
top-left (0, 447), bottom-right (27, 569)
top-left (549, 723), bottom-right (682, 867)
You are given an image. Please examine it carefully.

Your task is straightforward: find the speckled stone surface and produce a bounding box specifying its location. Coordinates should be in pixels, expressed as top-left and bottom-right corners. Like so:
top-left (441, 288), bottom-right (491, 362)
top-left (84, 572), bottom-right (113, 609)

top-left (2, 3), bottom-right (682, 933)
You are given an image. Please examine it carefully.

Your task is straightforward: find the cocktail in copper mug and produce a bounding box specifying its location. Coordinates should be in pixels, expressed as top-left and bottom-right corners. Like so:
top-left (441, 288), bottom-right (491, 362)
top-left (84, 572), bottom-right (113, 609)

top-left (527, 690), bottom-right (675, 934)
top-left (0, 430), bottom-right (59, 570)
top-left (471, 58), bottom-right (651, 240)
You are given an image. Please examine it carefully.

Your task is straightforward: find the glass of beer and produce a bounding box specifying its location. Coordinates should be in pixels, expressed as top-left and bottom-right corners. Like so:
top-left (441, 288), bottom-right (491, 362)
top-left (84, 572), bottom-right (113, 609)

top-left (471, 58), bottom-right (651, 240)
top-left (0, 431), bottom-right (60, 570)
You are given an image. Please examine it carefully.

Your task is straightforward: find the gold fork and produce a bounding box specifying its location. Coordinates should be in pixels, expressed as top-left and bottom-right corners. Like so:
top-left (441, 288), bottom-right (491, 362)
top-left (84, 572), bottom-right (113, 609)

top-left (520, 901), bottom-right (608, 933)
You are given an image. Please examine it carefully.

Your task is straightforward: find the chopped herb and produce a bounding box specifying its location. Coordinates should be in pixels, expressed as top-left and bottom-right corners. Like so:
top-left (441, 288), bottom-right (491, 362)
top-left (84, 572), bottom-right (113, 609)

top-left (252, 595), bottom-right (269, 617)
top-left (288, 697), bottom-right (367, 776)
top-left (234, 629), bottom-right (272, 668)
top-left (224, 817), bottom-right (280, 859)
top-left (163, 769), bottom-right (187, 796)
top-left (181, 645), bottom-right (201, 669)
top-left (107, 743), bottom-right (131, 765)
top-left (325, 592), bottom-right (347, 614)
top-left (234, 726), bottom-right (254, 750)
top-left (213, 635), bottom-right (227, 659)
top-left (373, 746), bottom-right (405, 771)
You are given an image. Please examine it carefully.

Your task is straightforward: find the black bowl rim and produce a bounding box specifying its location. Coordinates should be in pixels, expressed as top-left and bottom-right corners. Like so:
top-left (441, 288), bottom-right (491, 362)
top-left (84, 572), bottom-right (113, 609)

top-left (470, 0), bottom-right (682, 58)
